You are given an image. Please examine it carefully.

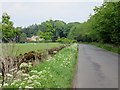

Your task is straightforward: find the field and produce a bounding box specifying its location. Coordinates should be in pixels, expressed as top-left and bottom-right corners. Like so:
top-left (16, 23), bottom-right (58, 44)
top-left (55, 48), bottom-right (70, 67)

top-left (0, 43), bottom-right (63, 56)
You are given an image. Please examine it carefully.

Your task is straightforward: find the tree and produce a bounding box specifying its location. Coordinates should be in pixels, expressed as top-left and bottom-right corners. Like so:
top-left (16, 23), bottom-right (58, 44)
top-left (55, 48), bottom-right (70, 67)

top-left (14, 27), bottom-right (22, 43)
top-left (37, 20), bottom-right (66, 42)
top-left (19, 33), bottom-right (27, 43)
top-left (22, 24), bottom-right (38, 37)
top-left (2, 13), bottom-right (22, 43)
top-left (2, 13), bottom-right (14, 42)
top-left (90, 2), bottom-right (120, 45)
top-left (64, 22), bottom-right (79, 38)
top-left (72, 2), bottom-right (120, 45)
top-left (54, 20), bottom-right (66, 38)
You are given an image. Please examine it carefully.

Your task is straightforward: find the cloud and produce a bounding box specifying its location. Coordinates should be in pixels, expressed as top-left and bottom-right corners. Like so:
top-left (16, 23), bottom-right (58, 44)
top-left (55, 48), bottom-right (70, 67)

top-left (1, 2), bottom-right (103, 27)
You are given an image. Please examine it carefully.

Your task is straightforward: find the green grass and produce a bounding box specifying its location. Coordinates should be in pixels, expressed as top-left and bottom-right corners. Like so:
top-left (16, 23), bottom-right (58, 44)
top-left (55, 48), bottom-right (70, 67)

top-left (79, 42), bottom-right (119, 54)
top-left (32, 43), bottom-right (78, 88)
top-left (0, 43), bottom-right (63, 56)
top-left (90, 42), bottom-right (120, 54)
top-left (3, 43), bottom-right (78, 88)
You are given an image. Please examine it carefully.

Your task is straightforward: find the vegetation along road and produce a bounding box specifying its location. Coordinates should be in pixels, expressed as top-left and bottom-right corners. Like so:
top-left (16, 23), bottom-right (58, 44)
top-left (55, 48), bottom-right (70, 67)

top-left (73, 44), bottom-right (118, 88)
top-left (1, 1), bottom-right (120, 88)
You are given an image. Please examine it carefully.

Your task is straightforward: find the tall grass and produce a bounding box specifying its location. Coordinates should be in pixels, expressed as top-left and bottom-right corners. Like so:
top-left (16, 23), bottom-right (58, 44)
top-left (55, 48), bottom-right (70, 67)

top-left (1, 43), bottom-right (63, 56)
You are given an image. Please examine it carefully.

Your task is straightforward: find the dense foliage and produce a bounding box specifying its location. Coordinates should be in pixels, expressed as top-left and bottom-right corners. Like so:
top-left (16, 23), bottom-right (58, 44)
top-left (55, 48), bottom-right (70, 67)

top-left (68, 2), bottom-right (120, 45)
top-left (90, 2), bottom-right (120, 45)
top-left (22, 20), bottom-right (67, 42)
top-left (1, 2), bottom-right (119, 45)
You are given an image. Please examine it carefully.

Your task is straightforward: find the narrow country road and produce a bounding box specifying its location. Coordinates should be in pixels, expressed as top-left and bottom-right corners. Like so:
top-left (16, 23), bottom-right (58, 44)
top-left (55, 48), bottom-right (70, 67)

top-left (73, 44), bottom-right (118, 88)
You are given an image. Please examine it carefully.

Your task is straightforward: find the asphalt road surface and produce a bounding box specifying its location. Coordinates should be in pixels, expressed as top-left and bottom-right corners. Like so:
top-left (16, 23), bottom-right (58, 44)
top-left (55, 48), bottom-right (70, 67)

top-left (73, 44), bottom-right (118, 88)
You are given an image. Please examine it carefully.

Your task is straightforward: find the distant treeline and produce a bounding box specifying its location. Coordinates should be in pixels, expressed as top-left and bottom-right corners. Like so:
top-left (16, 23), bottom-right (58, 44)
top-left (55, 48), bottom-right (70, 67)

top-left (1, 2), bottom-right (120, 45)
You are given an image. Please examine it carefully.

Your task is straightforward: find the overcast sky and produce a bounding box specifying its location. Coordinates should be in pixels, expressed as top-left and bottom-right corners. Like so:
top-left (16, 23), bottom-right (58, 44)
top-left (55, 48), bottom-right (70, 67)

top-left (1, 0), bottom-right (103, 27)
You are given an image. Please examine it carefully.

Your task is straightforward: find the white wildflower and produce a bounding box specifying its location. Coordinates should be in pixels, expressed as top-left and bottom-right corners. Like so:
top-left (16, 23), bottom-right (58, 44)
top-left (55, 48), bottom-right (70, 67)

top-left (30, 70), bottom-right (38, 73)
top-left (46, 59), bottom-right (51, 62)
top-left (53, 51), bottom-right (57, 54)
top-left (6, 73), bottom-right (13, 78)
top-left (15, 84), bottom-right (19, 87)
top-left (12, 79), bottom-right (21, 85)
top-left (38, 71), bottom-right (43, 75)
top-left (27, 80), bottom-right (33, 83)
top-left (0, 84), bottom-right (2, 88)
top-left (11, 82), bottom-right (15, 86)
top-left (3, 83), bottom-right (8, 87)
top-left (42, 70), bottom-right (47, 73)
top-left (22, 73), bottom-right (30, 77)
top-left (28, 62), bottom-right (32, 65)
top-left (20, 62), bottom-right (28, 69)
top-left (12, 80), bottom-right (19, 84)
top-left (35, 82), bottom-right (41, 86)
top-left (48, 67), bottom-right (50, 70)
top-left (20, 82), bottom-right (25, 86)
top-left (0, 73), bottom-right (2, 76)
top-left (28, 76), bottom-right (32, 80)
top-left (50, 74), bottom-right (52, 77)
top-left (24, 77), bottom-right (28, 80)
top-left (31, 75), bottom-right (39, 79)
top-left (28, 64), bottom-right (32, 68)
top-left (29, 84), bottom-right (34, 87)
top-left (17, 70), bottom-right (23, 75)
top-left (60, 64), bottom-right (63, 66)
top-left (19, 86), bottom-right (22, 88)
top-left (9, 68), bottom-right (17, 72)
top-left (25, 86), bottom-right (34, 88)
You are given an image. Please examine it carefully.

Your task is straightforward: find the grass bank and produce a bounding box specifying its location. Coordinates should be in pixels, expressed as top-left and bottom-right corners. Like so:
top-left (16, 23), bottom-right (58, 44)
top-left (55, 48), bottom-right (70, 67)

top-left (2, 43), bottom-right (78, 88)
top-left (89, 42), bottom-right (119, 54)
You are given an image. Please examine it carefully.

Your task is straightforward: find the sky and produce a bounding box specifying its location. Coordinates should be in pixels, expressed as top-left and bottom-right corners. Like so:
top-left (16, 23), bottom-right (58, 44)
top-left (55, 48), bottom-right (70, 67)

top-left (1, 0), bottom-right (103, 27)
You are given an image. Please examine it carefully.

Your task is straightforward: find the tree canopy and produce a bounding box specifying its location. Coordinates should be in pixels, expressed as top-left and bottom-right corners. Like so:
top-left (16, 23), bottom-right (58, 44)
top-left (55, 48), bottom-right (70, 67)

top-left (2, 13), bottom-right (21, 42)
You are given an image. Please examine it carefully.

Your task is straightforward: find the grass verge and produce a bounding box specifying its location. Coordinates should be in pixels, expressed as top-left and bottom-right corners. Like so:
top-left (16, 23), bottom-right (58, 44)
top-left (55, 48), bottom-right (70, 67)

top-left (90, 42), bottom-right (120, 54)
top-left (2, 43), bottom-right (78, 88)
